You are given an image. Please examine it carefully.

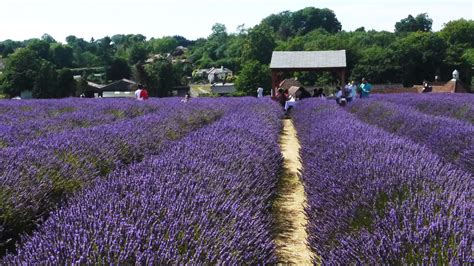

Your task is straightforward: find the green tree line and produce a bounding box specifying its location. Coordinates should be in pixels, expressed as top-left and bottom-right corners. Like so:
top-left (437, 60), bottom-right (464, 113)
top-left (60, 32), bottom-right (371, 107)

top-left (0, 7), bottom-right (472, 98)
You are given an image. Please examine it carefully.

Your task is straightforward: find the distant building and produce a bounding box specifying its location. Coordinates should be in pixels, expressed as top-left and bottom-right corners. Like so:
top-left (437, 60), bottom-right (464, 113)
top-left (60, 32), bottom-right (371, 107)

top-left (211, 83), bottom-right (236, 96)
top-left (207, 66), bottom-right (233, 84)
top-left (101, 79), bottom-right (137, 98)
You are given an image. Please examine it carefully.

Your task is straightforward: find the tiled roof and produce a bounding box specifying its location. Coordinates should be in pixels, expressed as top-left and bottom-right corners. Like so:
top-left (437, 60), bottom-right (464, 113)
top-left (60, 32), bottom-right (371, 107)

top-left (270, 50), bottom-right (346, 69)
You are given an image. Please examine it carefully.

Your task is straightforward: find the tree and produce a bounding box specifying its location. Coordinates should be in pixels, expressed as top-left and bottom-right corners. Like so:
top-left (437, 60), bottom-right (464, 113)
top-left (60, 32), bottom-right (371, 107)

top-left (235, 60), bottom-right (271, 95)
top-left (0, 48), bottom-right (41, 97)
top-left (33, 60), bottom-right (58, 98)
top-left (26, 39), bottom-right (50, 60)
top-left (144, 59), bottom-right (174, 97)
top-left (128, 44), bottom-right (148, 65)
top-left (390, 32), bottom-right (447, 85)
top-left (439, 19), bottom-right (474, 46)
top-left (149, 37), bottom-right (179, 54)
top-left (56, 68), bottom-right (75, 97)
top-left (395, 13), bottom-right (433, 33)
top-left (0, 40), bottom-right (23, 57)
top-left (41, 33), bottom-right (56, 44)
top-left (242, 24), bottom-right (276, 65)
top-left (106, 57), bottom-right (131, 81)
top-left (50, 43), bottom-right (73, 68)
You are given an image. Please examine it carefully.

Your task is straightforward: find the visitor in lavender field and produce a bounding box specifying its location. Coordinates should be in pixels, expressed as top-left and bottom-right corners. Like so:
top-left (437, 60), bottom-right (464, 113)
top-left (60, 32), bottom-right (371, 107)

top-left (181, 93), bottom-right (190, 103)
top-left (359, 78), bottom-right (372, 98)
top-left (422, 80), bottom-right (432, 93)
top-left (257, 87), bottom-right (264, 98)
top-left (344, 82), bottom-right (353, 103)
top-left (135, 84), bottom-right (143, 100)
top-left (335, 86), bottom-right (343, 104)
top-left (276, 88), bottom-right (287, 107)
top-left (350, 81), bottom-right (357, 99)
top-left (139, 86), bottom-right (149, 100)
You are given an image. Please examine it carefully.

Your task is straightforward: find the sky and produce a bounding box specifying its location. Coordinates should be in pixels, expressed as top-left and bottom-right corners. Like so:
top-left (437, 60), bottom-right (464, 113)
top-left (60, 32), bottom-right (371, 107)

top-left (1, 0), bottom-right (473, 42)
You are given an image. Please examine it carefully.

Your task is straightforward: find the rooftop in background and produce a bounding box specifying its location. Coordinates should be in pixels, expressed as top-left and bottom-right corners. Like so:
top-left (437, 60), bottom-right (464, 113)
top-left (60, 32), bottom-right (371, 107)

top-left (270, 50), bottom-right (346, 69)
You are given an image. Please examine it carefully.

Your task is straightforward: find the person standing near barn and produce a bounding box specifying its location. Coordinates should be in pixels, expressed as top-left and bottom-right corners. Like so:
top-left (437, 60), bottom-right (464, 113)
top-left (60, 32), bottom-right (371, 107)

top-left (359, 78), bottom-right (372, 98)
top-left (257, 87), bottom-right (264, 98)
top-left (135, 84), bottom-right (143, 100)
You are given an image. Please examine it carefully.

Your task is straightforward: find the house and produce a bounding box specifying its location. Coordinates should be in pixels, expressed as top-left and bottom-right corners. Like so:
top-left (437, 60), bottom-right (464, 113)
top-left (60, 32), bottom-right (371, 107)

top-left (100, 79), bottom-right (137, 98)
top-left (211, 83), bottom-right (236, 96)
top-left (208, 66), bottom-right (233, 84)
top-left (83, 81), bottom-right (105, 98)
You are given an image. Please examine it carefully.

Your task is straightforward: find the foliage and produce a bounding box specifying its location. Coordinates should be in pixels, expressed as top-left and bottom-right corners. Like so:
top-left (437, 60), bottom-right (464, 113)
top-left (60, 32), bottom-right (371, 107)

top-left (395, 13), bottom-right (433, 33)
top-left (106, 57), bottom-right (131, 81)
top-left (235, 60), bottom-right (271, 95)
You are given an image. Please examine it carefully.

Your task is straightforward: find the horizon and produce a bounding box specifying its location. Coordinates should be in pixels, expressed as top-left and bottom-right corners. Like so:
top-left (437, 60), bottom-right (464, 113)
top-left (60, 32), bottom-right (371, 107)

top-left (2, 0), bottom-right (473, 43)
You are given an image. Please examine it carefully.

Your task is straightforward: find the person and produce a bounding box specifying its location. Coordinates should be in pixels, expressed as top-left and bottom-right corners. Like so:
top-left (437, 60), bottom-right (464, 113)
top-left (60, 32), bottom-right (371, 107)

top-left (350, 81), bottom-right (357, 100)
top-left (257, 87), bottom-right (264, 98)
top-left (422, 80), bottom-right (432, 93)
top-left (335, 86), bottom-right (343, 104)
top-left (139, 86), bottom-right (149, 100)
top-left (359, 78), bottom-right (372, 98)
top-left (344, 82), bottom-right (353, 103)
top-left (135, 84), bottom-right (143, 100)
top-left (181, 93), bottom-right (190, 103)
top-left (276, 88), bottom-right (287, 107)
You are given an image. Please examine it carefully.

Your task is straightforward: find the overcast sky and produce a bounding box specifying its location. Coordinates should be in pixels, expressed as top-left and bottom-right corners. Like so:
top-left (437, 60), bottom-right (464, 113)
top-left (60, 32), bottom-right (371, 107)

top-left (1, 0), bottom-right (473, 42)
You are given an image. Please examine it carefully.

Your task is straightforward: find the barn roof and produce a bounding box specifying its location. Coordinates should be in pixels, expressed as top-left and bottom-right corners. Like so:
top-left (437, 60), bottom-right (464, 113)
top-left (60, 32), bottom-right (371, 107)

top-left (101, 79), bottom-right (137, 92)
top-left (270, 50), bottom-right (346, 69)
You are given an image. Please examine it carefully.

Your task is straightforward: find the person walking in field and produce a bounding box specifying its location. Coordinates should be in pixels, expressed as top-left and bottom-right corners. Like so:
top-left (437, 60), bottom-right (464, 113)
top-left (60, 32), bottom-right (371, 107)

top-left (359, 78), bottom-right (372, 98)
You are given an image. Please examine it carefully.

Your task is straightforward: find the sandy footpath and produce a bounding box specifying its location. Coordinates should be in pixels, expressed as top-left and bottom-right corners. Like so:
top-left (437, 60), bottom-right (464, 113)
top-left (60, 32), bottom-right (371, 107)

top-left (272, 119), bottom-right (316, 265)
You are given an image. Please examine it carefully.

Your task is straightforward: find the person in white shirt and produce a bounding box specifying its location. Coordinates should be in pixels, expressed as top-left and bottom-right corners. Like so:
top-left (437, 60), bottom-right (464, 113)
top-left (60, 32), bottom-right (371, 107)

top-left (135, 84), bottom-right (143, 100)
top-left (257, 87), bottom-right (264, 98)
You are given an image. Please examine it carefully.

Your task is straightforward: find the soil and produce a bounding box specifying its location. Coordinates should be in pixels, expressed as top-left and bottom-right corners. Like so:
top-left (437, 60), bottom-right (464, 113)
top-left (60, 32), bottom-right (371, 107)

top-left (272, 118), bottom-right (317, 264)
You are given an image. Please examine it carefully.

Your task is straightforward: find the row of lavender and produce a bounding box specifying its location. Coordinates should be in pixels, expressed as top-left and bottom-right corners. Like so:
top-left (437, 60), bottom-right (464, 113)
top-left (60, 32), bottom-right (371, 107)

top-left (349, 99), bottom-right (474, 174)
top-left (293, 99), bottom-right (471, 264)
top-left (0, 99), bottom-right (160, 147)
top-left (0, 98), bottom-right (222, 255)
top-left (372, 93), bottom-right (474, 124)
top-left (4, 98), bottom-right (283, 264)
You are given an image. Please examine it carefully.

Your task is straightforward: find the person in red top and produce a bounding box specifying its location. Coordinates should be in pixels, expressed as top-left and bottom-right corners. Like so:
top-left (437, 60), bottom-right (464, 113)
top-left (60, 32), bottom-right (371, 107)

top-left (139, 86), bottom-right (149, 100)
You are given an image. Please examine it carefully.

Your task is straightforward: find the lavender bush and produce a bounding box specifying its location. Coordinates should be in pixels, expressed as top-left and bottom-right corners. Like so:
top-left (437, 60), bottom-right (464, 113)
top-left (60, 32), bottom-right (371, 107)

top-left (372, 93), bottom-right (474, 124)
top-left (349, 99), bottom-right (474, 173)
top-left (0, 98), bottom-right (159, 147)
top-left (0, 98), bottom-right (222, 255)
top-left (293, 99), bottom-right (472, 264)
top-left (4, 98), bottom-right (283, 264)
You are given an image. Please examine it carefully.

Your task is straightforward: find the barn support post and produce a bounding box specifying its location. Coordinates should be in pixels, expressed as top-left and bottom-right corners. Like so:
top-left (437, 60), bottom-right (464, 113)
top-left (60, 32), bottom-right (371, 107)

top-left (337, 68), bottom-right (346, 86)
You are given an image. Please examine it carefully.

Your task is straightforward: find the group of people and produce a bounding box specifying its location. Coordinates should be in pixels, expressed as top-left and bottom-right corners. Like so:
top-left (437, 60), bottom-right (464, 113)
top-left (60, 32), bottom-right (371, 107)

top-left (335, 78), bottom-right (372, 106)
top-left (134, 84), bottom-right (149, 100)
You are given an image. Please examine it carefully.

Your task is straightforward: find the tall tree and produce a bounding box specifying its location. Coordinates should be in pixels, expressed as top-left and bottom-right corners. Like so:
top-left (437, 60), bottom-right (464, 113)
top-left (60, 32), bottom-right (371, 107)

top-left (144, 59), bottom-right (174, 97)
top-left (242, 24), bottom-right (276, 65)
top-left (0, 48), bottom-right (41, 97)
top-left (50, 43), bottom-right (73, 68)
top-left (235, 60), bottom-right (271, 95)
top-left (395, 13), bottom-right (433, 33)
top-left (56, 68), bottom-right (76, 97)
top-left (106, 57), bottom-right (131, 81)
top-left (33, 60), bottom-right (58, 98)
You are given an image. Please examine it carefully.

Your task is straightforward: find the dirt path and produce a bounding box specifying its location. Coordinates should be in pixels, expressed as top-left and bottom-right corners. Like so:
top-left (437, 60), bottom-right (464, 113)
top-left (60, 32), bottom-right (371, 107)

top-left (273, 118), bottom-right (316, 264)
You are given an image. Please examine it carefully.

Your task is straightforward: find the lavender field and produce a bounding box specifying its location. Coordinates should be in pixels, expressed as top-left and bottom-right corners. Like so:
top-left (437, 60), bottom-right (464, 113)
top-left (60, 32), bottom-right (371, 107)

top-left (0, 95), bottom-right (472, 263)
